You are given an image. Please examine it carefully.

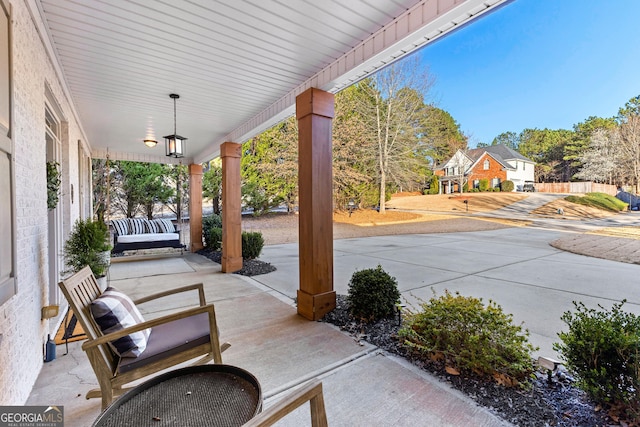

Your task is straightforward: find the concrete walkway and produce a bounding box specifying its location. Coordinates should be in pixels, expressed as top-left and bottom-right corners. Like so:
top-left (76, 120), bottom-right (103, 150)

top-left (28, 253), bottom-right (508, 427)
top-left (474, 192), bottom-right (567, 218)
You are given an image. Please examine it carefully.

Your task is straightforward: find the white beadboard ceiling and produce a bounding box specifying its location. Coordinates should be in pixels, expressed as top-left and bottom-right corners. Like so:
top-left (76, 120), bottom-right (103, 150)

top-left (30, 0), bottom-right (508, 165)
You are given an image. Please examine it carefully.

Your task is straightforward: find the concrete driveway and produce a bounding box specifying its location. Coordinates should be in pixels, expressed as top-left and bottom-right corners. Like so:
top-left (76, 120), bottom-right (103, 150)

top-left (253, 227), bottom-right (640, 358)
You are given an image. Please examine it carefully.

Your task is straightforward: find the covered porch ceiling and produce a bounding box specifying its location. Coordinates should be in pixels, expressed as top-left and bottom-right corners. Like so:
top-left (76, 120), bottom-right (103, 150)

top-left (29, 0), bottom-right (508, 166)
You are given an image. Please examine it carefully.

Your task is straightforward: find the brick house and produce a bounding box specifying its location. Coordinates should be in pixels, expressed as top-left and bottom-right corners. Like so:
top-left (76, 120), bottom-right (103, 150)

top-left (435, 144), bottom-right (535, 193)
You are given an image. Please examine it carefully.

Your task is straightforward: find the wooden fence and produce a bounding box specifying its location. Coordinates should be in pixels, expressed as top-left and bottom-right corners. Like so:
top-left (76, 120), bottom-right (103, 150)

top-left (534, 182), bottom-right (617, 195)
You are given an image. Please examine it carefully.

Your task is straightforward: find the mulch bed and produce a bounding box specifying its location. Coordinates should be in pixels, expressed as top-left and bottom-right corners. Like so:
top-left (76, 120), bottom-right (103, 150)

top-left (321, 295), bottom-right (614, 427)
top-left (197, 249), bottom-right (276, 276)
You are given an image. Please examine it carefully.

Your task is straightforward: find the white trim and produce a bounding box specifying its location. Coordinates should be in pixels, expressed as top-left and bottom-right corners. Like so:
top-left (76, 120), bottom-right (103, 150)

top-left (26, 0), bottom-right (91, 155)
top-left (0, 0), bottom-right (15, 306)
top-left (45, 103), bottom-right (63, 306)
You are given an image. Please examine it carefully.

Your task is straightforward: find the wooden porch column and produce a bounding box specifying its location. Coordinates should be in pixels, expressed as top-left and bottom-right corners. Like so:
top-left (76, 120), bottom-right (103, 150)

top-left (221, 142), bottom-right (243, 273)
top-left (189, 164), bottom-right (204, 252)
top-left (296, 87), bottom-right (336, 320)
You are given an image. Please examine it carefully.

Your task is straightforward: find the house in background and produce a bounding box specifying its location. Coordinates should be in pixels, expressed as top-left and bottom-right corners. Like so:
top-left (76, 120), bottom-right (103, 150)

top-left (435, 144), bottom-right (535, 193)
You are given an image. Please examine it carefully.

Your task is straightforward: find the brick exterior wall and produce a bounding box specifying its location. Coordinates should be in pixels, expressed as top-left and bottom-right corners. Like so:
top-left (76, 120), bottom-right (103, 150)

top-left (0, 0), bottom-right (84, 405)
top-left (467, 153), bottom-right (507, 188)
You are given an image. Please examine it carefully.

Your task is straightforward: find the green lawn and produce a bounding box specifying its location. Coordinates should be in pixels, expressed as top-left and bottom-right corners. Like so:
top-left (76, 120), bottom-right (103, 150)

top-left (564, 192), bottom-right (628, 212)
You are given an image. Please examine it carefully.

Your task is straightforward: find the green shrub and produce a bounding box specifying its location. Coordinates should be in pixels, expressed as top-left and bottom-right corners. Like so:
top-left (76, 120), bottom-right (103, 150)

top-left (347, 265), bottom-right (400, 322)
top-left (205, 227), bottom-right (222, 251)
top-left (565, 192), bottom-right (628, 212)
top-left (554, 301), bottom-right (639, 421)
top-left (479, 179), bottom-right (489, 192)
top-left (242, 231), bottom-right (264, 259)
top-left (64, 219), bottom-right (111, 277)
top-left (242, 182), bottom-right (283, 216)
top-left (203, 214), bottom-right (222, 249)
top-left (500, 180), bottom-right (514, 192)
top-left (399, 290), bottom-right (537, 385)
top-left (427, 175), bottom-right (439, 195)
top-left (203, 213), bottom-right (222, 230)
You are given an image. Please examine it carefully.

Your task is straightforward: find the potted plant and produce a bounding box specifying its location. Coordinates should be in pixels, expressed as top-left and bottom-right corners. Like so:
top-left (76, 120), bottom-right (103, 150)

top-left (63, 218), bottom-right (112, 279)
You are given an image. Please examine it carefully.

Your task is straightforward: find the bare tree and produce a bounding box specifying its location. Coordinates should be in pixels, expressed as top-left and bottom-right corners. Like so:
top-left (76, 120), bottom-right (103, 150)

top-left (354, 56), bottom-right (435, 213)
top-left (575, 129), bottom-right (621, 184)
top-left (618, 114), bottom-right (640, 192)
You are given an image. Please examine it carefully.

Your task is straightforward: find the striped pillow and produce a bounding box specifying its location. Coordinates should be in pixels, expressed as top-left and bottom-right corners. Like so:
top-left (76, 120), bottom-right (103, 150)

top-left (145, 219), bottom-right (159, 233)
top-left (112, 219), bottom-right (130, 236)
top-left (90, 287), bottom-right (150, 358)
top-left (129, 218), bottom-right (147, 235)
top-left (155, 218), bottom-right (175, 233)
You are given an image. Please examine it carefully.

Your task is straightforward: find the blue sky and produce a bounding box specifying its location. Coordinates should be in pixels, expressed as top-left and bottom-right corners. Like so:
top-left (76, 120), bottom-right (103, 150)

top-left (416, 0), bottom-right (640, 147)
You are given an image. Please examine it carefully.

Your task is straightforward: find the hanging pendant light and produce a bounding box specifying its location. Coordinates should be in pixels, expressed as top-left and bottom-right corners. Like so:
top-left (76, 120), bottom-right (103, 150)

top-left (164, 94), bottom-right (187, 158)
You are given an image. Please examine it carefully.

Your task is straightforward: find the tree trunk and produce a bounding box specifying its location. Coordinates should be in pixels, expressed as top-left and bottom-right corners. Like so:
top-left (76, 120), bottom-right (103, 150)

top-left (126, 200), bottom-right (134, 218)
top-left (176, 170), bottom-right (182, 222)
top-left (379, 171), bottom-right (386, 214)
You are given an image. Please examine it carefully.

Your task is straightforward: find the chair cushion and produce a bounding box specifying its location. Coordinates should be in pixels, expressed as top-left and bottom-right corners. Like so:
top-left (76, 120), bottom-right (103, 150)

top-left (154, 218), bottom-right (175, 233)
top-left (118, 312), bottom-right (211, 374)
top-left (112, 219), bottom-right (130, 236)
top-left (90, 287), bottom-right (151, 358)
top-left (116, 233), bottom-right (179, 244)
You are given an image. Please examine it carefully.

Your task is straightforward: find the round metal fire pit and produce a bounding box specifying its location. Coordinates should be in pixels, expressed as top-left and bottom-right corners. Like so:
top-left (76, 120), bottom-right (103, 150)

top-left (93, 364), bottom-right (262, 427)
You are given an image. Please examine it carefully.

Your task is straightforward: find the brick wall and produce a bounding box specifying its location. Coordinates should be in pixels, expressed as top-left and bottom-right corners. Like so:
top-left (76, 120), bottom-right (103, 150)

top-left (468, 154), bottom-right (507, 188)
top-left (0, 0), bottom-right (84, 405)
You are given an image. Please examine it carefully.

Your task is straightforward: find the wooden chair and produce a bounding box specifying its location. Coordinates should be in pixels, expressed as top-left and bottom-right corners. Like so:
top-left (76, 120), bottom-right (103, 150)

top-left (58, 266), bottom-right (230, 410)
top-left (245, 379), bottom-right (328, 427)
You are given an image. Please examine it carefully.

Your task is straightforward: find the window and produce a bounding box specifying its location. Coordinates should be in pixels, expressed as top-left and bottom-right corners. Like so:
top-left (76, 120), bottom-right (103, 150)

top-left (523, 162), bottom-right (526, 171)
top-left (483, 159), bottom-right (489, 170)
top-left (473, 179), bottom-right (479, 189)
top-left (492, 178), bottom-right (501, 188)
top-left (0, 0), bottom-right (15, 305)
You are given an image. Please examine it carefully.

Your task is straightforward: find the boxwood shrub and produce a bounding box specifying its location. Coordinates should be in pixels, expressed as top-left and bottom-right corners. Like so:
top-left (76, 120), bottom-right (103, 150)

top-left (347, 265), bottom-right (400, 322)
top-left (554, 300), bottom-right (639, 422)
top-left (205, 227), bottom-right (222, 251)
top-left (242, 231), bottom-right (264, 259)
top-left (203, 214), bottom-right (222, 249)
top-left (500, 180), bottom-right (514, 192)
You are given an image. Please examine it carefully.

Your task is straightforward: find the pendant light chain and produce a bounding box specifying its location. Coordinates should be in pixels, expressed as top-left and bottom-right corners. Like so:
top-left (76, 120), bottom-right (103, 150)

top-left (173, 95), bottom-right (177, 137)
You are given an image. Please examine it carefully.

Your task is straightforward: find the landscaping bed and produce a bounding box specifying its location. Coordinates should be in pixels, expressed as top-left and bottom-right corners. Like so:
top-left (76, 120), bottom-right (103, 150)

top-left (197, 248), bottom-right (276, 276)
top-left (322, 295), bottom-right (614, 427)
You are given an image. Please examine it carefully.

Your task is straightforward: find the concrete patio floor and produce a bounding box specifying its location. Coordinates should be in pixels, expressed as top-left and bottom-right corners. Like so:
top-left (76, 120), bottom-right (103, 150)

top-left (28, 252), bottom-right (508, 427)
